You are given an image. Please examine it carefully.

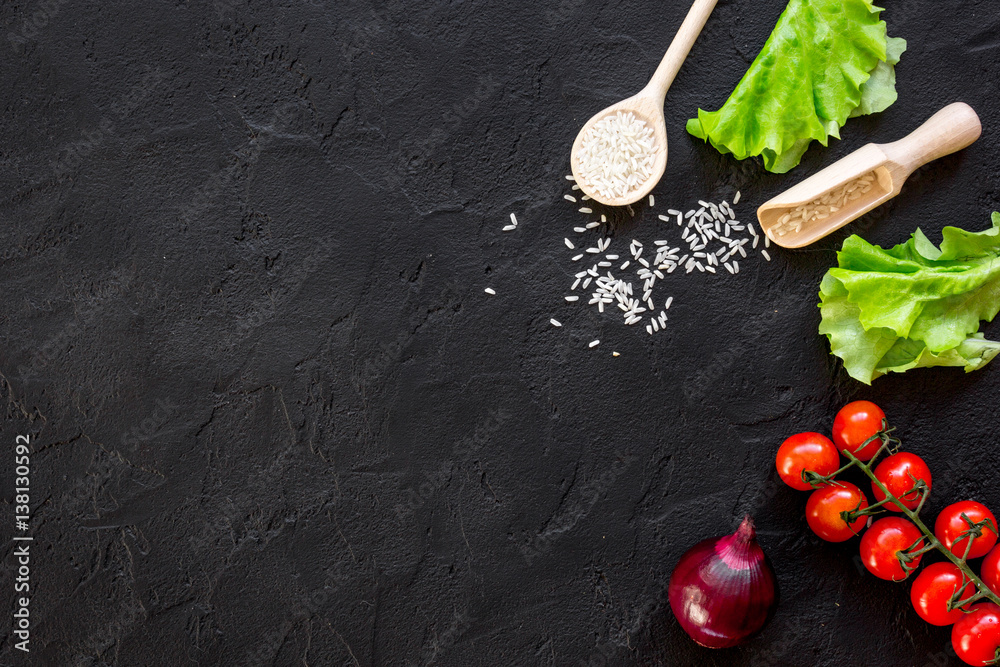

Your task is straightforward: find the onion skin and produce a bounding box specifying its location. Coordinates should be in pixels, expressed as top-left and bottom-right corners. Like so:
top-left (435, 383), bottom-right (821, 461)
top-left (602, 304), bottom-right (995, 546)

top-left (668, 516), bottom-right (776, 649)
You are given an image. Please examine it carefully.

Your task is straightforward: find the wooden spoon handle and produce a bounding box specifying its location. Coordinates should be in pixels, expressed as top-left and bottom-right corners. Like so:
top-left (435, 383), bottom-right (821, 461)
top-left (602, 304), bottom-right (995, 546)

top-left (881, 102), bottom-right (982, 176)
top-left (645, 0), bottom-right (719, 103)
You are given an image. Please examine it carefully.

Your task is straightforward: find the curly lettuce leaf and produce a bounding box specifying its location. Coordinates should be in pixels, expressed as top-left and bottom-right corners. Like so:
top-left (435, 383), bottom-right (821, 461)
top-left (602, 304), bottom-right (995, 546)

top-left (819, 273), bottom-right (899, 381)
top-left (819, 213), bottom-right (1000, 384)
top-left (687, 0), bottom-right (904, 173)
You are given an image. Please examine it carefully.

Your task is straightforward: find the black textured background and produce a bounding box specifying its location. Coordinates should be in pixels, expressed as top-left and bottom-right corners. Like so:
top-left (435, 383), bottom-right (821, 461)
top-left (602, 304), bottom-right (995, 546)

top-left (1, 0), bottom-right (999, 665)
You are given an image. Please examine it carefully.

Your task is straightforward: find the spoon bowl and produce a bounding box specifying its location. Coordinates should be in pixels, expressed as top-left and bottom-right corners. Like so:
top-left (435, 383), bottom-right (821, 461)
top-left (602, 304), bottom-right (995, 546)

top-left (570, 0), bottom-right (718, 207)
top-left (570, 95), bottom-right (668, 207)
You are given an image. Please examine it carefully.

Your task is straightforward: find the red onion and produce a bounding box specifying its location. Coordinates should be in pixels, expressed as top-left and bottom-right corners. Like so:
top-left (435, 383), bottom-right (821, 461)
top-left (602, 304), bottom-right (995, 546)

top-left (668, 515), bottom-right (776, 648)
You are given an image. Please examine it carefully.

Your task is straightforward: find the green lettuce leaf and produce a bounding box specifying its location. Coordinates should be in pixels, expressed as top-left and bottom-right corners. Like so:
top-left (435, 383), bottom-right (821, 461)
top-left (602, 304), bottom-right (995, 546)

top-left (686, 0), bottom-right (905, 173)
top-left (851, 36), bottom-right (907, 117)
top-left (819, 213), bottom-right (1000, 384)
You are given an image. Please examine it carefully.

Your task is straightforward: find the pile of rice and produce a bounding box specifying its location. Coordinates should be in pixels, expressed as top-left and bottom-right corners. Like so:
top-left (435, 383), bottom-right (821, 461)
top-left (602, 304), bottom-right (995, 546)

top-left (493, 180), bottom-right (774, 350)
top-left (574, 111), bottom-right (657, 201)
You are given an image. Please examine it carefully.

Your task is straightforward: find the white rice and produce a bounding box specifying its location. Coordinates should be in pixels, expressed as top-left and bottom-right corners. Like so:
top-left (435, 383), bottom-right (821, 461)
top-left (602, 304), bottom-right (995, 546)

top-left (510, 213), bottom-right (517, 225)
top-left (589, 339), bottom-right (600, 348)
top-left (550, 318), bottom-right (562, 327)
top-left (551, 185), bottom-right (771, 345)
top-left (484, 288), bottom-right (495, 295)
top-left (503, 225), bottom-right (516, 231)
top-left (649, 195), bottom-right (655, 207)
top-left (564, 194), bottom-right (577, 202)
top-left (574, 111), bottom-right (658, 200)
top-left (579, 207), bottom-right (593, 214)
top-left (564, 238), bottom-right (575, 249)
top-left (733, 191), bottom-right (741, 205)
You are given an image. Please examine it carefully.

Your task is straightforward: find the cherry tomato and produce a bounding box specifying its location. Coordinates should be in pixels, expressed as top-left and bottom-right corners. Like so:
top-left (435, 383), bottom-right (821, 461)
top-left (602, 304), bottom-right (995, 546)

top-left (776, 432), bottom-right (840, 491)
top-left (806, 482), bottom-right (868, 542)
top-left (859, 517), bottom-right (923, 581)
top-left (910, 562), bottom-right (975, 626)
top-left (872, 452), bottom-right (932, 512)
top-left (935, 501), bottom-right (998, 560)
top-left (982, 546), bottom-right (1000, 597)
top-left (832, 401), bottom-right (886, 461)
top-left (952, 603), bottom-right (1000, 666)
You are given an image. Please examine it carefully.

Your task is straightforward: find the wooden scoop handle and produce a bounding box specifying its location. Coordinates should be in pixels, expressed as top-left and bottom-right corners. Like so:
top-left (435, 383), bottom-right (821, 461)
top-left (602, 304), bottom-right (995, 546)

top-left (881, 102), bottom-right (982, 177)
top-left (645, 0), bottom-right (719, 104)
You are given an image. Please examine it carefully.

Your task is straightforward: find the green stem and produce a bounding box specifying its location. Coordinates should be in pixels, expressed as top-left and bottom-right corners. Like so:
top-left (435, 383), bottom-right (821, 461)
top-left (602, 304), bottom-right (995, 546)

top-left (807, 459), bottom-right (858, 487)
top-left (952, 587), bottom-right (986, 610)
top-left (844, 494), bottom-right (894, 523)
top-left (843, 449), bottom-right (1000, 607)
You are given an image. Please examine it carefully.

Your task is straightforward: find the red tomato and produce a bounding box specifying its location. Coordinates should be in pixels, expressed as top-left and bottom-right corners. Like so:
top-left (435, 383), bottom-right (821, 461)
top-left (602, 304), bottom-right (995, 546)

top-left (910, 562), bottom-right (974, 626)
top-left (806, 482), bottom-right (868, 542)
top-left (776, 432), bottom-right (840, 491)
top-left (952, 603), bottom-right (1000, 666)
top-left (859, 517), bottom-right (924, 581)
top-left (872, 453), bottom-right (932, 512)
top-left (982, 546), bottom-right (1000, 597)
top-left (935, 501), bottom-right (998, 560)
top-left (832, 401), bottom-right (886, 461)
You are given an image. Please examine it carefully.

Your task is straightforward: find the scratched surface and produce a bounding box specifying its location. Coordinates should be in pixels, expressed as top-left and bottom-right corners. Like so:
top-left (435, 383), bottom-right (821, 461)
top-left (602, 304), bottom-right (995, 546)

top-left (0, 0), bottom-right (999, 665)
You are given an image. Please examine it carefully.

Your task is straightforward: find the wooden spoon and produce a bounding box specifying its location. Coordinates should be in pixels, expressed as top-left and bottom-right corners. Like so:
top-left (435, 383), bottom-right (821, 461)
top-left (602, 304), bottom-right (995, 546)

top-left (569, 0), bottom-right (719, 207)
top-left (757, 102), bottom-right (982, 249)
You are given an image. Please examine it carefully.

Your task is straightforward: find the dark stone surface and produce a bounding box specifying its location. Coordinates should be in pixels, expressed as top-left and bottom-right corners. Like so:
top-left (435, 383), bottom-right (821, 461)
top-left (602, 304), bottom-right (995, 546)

top-left (1, 0), bottom-right (999, 665)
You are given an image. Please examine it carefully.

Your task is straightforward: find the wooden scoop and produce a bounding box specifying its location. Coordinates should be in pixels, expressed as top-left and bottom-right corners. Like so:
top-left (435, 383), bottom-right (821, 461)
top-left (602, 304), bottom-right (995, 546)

top-left (757, 102), bottom-right (982, 248)
top-left (570, 0), bottom-right (718, 207)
